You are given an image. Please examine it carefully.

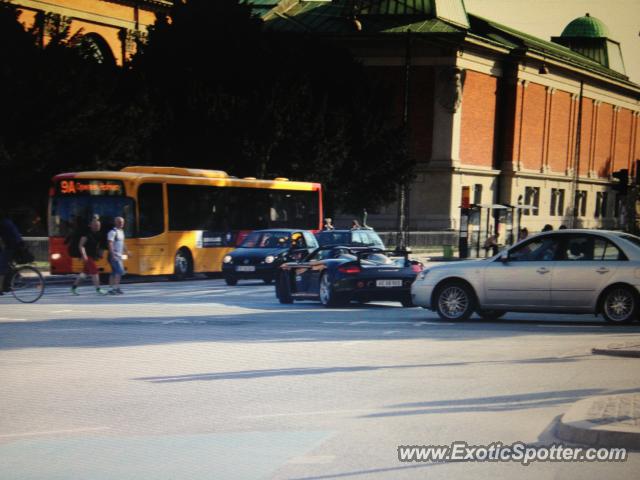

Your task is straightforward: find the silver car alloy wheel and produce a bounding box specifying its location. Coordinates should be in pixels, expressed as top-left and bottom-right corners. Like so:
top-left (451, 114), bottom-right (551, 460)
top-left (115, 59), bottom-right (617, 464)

top-left (438, 285), bottom-right (469, 319)
top-left (604, 288), bottom-right (634, 322)
top-left (320, 274), bottom-right (331, 305)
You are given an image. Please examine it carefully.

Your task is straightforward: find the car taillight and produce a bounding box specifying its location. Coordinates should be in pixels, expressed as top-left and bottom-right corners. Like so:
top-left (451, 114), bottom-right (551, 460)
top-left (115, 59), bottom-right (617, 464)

top-left (338, 265), bottom-right (361, 274)
top-left (411, 263), bottom-right (423, 273)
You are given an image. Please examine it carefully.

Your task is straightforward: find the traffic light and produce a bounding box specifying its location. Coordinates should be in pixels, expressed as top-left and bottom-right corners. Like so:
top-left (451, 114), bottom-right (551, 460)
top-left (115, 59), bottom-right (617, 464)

top-left (612, 169), bottom-right (629, 194)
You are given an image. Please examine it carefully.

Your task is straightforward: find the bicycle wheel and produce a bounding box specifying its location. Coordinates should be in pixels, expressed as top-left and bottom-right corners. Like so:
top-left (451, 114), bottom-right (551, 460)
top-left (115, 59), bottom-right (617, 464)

top-left (10, 266), bottom-right (45, 303)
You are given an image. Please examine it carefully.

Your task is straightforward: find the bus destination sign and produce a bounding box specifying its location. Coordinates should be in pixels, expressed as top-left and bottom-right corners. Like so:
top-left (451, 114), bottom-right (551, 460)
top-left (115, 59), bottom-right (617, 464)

top-left (57, 179), bottom-right (124, 196)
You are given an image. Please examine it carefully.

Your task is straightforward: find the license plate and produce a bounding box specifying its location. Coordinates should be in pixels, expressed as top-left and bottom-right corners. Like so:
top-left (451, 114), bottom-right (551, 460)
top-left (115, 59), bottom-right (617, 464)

top-left (236, 266), bottom-right (255, 272)
top-left (376, 279), bottom-right (402, 288)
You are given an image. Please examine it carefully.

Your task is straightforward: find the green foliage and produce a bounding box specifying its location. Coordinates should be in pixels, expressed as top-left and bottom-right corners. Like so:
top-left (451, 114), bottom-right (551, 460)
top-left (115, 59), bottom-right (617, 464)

top-left (1, 0), bottom-right (415, 222)
top-left (0, 3), bottom-right (143, 218)
top-left (130, 0), bottom-right (414, 214)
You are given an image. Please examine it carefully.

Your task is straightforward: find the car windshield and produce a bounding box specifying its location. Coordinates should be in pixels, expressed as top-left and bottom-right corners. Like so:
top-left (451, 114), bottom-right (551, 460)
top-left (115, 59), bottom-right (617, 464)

top-left (241, 231), bottom-right (291, 248)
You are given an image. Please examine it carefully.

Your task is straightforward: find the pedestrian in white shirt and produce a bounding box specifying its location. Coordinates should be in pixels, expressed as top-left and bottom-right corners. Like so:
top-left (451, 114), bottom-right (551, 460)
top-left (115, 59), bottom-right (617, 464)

top-left (107, 216), bottom-right (129, 294)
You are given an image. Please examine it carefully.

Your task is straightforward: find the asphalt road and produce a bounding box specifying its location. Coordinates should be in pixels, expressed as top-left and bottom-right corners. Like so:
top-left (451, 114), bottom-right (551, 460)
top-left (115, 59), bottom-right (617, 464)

top-left (1, 278), bottom-right (639, 479)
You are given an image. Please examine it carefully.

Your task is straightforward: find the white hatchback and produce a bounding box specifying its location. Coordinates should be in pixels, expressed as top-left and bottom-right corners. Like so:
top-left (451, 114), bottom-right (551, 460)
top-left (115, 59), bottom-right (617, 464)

top-left (411, 230), bottom-right (640, 323)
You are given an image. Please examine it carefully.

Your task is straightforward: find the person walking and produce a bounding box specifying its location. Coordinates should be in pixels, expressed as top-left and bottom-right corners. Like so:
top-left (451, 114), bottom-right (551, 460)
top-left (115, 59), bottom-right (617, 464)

top-left (518, 227), bottom-right (529, 241)
top-left (484, 233), bottom-right (499, 257)
top-left (107, 216), bottom-right (129, 295)
top-left (71, 215), bottom-right (106, 295)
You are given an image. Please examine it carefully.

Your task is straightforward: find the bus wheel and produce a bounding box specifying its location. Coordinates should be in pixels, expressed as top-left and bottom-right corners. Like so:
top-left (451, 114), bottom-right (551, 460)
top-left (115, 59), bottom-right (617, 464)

top-left (173, 248), bottom-right (192, 280)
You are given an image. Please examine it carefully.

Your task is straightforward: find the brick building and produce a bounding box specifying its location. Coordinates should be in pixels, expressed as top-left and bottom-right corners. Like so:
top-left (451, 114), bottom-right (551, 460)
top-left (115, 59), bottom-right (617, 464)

top-left (261, 0), bottom-right (640, 240)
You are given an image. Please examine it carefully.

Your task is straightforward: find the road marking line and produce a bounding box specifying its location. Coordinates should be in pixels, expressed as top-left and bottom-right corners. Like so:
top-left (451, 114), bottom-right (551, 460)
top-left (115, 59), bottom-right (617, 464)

top-left (238, 408), bottom-right (379, 419)
top-left (287, 455), bottom-right (336, 465)
top-left (0, 427), bottom-right (111, 438)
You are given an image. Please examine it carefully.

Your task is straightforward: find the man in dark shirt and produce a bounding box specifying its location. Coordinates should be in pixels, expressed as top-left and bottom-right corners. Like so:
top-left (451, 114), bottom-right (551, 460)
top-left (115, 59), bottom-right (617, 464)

top-left (71, 215), bottom-right (106, 295)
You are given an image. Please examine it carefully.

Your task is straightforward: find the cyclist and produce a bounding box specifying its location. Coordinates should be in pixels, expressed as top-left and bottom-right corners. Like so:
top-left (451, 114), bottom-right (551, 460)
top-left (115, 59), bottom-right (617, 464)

top-left (0, 208), bottom-right (24, 294)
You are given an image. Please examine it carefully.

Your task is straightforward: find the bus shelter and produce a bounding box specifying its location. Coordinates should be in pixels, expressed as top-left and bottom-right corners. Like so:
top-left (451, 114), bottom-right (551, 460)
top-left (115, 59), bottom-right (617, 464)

top-left (458, 203), bottom-right (510, 258)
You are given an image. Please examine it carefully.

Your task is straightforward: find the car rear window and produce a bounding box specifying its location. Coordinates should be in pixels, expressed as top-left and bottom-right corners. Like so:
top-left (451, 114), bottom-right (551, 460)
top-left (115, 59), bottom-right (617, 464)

top-left (316, 231), bottom-right (351, 246)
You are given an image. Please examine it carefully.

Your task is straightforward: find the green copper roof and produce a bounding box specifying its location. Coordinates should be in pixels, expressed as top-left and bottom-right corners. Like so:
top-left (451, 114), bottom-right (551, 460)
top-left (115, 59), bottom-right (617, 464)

top-left (350, 0), bottom-right (435, 15)
top-left (262, 1), bottom-right (465, 34)
top-left (561, 14), bottom-right (610, 38)
top-left (256, 1), bottom-right (634, 85)
top-left (468, 14), bottom-right (629, 82)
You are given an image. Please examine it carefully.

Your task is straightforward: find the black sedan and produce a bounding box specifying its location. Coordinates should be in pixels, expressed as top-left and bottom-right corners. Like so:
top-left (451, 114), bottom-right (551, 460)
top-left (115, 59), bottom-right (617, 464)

top-left (275, 246), bottom-right (423, 307)
top-left (222, 229), bottom-right (318, 285)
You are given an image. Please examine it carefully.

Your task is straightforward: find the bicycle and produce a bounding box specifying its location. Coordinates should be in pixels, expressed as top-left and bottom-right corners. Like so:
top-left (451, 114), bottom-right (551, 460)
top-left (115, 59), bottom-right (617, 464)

top-left (4, 260), bottom-right (45, 303)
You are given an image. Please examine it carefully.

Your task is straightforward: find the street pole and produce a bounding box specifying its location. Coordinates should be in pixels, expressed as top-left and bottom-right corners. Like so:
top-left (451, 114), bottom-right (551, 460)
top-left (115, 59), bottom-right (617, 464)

top-left (570, 80), bottom-right (584, 228)
top-left (396, 29), bottom-right (411, 251)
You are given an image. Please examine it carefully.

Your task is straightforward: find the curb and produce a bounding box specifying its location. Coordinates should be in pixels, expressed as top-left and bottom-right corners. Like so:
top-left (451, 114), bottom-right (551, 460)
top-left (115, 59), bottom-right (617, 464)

top-left (592, 343), bottom-right (640, 358)
top-left (556, 394), bottom-right (640, 451)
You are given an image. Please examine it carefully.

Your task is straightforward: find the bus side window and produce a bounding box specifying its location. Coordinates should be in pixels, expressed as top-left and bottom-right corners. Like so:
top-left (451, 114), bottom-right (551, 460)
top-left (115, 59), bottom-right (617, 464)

top-left (138, 183), bottom-right (164, 237)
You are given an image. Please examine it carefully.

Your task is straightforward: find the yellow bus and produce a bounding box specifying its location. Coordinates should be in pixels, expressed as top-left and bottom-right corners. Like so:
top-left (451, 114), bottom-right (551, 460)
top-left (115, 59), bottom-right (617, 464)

top-left (48, 166), bottom-right (323, 277)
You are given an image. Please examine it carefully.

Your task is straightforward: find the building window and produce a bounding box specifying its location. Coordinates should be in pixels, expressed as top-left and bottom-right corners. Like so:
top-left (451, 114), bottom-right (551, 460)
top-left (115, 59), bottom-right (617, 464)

top-left (575, 190), bottom-right (588, 217)
top-left (595, 192), bottom-right (608, 218)
top-left (461, 186), bottom-right (471, 208)
top-left (524, 186), bottom-right (539, 216)
top-left (473, 184), bottom-right (483, 205)
top-left (550, 188), bottom-right (565, 217)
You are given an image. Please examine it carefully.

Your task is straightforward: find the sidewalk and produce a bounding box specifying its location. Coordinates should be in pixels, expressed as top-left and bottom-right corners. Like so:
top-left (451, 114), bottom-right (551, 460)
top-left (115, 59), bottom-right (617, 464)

top-left (556, 343), bottom-right (640, 450)
top-left (556, 393), bottom-right (640, 450)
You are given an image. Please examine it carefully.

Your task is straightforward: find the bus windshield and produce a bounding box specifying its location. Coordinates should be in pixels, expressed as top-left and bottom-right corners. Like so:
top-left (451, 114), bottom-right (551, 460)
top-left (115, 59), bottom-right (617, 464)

top-left (240, 231), bottom-right (292, 248)
top-left (50, 195), bottom-right (136, 238)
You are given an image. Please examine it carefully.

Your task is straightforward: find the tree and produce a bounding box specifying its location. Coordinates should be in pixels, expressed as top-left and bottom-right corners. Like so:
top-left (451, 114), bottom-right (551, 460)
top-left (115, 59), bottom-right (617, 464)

top-left (131, 0), bottom-right (414, 215)
top-left (0, 3), bottom-right (145, 228)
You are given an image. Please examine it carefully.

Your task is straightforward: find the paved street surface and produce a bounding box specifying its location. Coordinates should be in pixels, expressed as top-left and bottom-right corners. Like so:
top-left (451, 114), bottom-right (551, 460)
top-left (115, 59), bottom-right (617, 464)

top-left (1, 277), bottom-right (640, 479)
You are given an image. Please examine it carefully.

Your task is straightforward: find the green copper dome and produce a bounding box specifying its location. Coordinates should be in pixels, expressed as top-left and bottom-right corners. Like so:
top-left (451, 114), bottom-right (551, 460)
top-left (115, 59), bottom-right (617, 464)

top-left (561, 13), bottom-right (610, 38)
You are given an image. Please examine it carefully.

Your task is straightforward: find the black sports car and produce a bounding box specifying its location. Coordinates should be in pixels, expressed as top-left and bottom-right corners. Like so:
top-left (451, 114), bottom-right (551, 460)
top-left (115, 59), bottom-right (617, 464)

top-left (275, 246), bottom-right (423, 307)
top-left (222, 229), bottom-right (318, 285)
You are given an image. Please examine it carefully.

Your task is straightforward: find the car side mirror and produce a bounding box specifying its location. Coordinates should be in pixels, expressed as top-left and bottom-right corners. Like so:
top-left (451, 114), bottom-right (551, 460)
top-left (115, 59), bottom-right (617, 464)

top-left (499, 251), bottom-right (509, 263)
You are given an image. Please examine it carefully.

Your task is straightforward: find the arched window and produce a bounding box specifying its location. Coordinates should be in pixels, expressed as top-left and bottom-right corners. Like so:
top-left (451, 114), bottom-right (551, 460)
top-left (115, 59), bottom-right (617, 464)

top-left (76, 33), bottom-right (115, 65)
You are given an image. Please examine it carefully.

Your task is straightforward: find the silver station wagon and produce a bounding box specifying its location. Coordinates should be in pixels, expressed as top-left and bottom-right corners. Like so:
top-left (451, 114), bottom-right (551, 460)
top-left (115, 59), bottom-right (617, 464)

top-left (411, 230), bottom-right (640, 323)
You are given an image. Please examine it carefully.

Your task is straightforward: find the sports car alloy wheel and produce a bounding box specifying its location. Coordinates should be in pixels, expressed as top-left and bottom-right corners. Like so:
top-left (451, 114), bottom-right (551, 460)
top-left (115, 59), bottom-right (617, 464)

top-left (319, 273), bottom-right (345, 307)
top-left (602, 287), bottom-right (636, 323)
top-left (436, 282), bottom-right (474, 321)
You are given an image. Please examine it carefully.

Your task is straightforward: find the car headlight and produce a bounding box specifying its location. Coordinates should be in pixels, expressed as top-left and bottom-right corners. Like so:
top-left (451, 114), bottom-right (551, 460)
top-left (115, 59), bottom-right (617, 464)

top-left (223, 255), bottom-right (233, 264)
top-left (264, 255), bottom-right (275, 264)
top-left (417, 270), bottom-right (429, 281)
